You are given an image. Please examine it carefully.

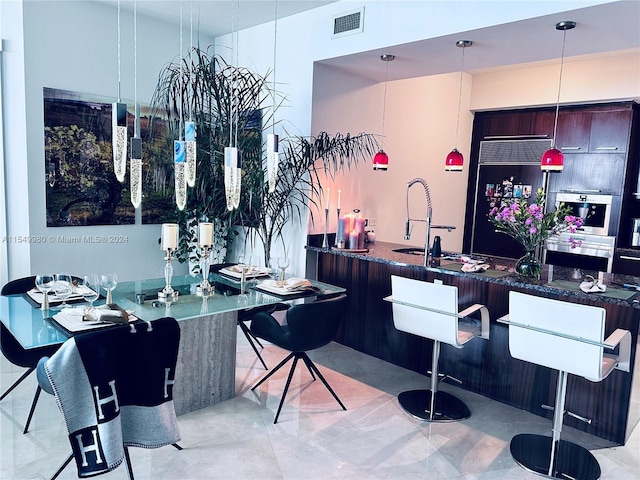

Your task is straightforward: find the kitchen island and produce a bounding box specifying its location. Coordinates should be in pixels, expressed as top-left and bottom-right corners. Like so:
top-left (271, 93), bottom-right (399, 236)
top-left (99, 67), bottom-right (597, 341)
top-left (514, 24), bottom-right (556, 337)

top-left (306, 241), bottom-right (640, 445)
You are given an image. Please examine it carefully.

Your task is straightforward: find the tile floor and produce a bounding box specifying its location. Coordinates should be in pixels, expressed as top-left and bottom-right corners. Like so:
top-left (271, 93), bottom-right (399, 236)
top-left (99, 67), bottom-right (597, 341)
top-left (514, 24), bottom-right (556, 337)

top-left (1, 330), bottom-right (639, 480)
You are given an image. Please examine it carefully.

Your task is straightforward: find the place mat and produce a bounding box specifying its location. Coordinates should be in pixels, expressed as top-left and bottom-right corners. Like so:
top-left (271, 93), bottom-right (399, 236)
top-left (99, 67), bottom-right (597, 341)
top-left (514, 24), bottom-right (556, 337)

top-left (546, 280), bottom-right (638, 300)
top-left (25, 285), bottom-right (98, 307)
top-left (254, 278), bottom-right (320, 296)
top-left (52, 306), bottom-right (138, 334)
top-left (218, 265), bottom-right (269, 280)
top-left (438, 263), bottom-right (512, 278)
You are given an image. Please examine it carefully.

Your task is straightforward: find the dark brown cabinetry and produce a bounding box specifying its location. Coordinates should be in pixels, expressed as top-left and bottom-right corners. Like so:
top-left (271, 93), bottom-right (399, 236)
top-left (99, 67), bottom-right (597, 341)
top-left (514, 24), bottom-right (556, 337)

top-left (556, 106), bottom-right (632, 154)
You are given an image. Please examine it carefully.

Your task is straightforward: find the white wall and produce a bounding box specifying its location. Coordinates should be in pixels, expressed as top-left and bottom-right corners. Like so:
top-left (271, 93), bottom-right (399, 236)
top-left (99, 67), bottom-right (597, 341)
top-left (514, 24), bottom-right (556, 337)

top-left (2, 1), bottom-right (214, 281)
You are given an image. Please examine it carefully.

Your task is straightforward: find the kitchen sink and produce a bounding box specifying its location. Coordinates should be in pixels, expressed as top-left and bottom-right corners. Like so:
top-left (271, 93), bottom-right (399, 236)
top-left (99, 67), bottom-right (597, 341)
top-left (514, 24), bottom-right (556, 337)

top-left (392, 247), bottom-right (425, 255)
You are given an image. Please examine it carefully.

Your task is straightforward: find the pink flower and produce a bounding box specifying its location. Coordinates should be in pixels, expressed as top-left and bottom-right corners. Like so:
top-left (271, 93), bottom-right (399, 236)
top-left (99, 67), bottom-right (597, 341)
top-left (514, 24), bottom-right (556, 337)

top-left (529, 226), bottom-right (537, 234)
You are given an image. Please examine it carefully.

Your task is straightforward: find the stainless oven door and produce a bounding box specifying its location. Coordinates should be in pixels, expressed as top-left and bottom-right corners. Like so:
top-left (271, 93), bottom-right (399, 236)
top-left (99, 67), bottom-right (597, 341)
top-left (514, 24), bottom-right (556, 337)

top-left (544, 233), bottom-right (615, 272)
top-left (555, 193), bottom-right (612, 236)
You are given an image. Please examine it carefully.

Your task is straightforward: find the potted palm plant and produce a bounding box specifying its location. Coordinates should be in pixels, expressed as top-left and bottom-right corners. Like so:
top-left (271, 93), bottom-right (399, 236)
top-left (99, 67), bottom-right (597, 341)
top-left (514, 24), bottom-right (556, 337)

top-left (151, 48), bottom-right (378, 268)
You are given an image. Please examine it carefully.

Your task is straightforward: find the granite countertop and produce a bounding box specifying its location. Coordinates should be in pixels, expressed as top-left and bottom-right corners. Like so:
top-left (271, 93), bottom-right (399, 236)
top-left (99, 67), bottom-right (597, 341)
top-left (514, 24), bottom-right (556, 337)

top-left (307, 240), bottom-right (640, 309)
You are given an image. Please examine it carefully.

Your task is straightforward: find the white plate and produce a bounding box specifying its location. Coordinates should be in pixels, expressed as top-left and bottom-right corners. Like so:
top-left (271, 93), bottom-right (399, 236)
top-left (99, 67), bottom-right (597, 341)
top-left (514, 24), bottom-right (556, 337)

top-left (218, 266), bottom-right (269, 279)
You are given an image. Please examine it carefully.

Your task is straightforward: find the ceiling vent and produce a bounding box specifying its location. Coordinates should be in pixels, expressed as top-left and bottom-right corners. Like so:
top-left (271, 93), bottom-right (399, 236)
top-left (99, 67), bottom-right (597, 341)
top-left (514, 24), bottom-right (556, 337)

top-left (332, 7), bottom-right (364, 39)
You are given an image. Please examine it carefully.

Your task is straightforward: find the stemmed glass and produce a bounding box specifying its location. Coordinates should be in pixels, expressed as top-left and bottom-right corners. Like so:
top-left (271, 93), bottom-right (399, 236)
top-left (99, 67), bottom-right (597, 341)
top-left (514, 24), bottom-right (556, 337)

top-left (35, 274), bottom-right (55, 310)
top-left (278, 256), bottom-right (289, 286)
top-left (54, 273), bottom-right (72, 308)
top-left (82, 274), bottom-right (100, 311)
top-left (101, 273), bottom-right (118, 304)
top-left (268, 257), bottom-right (280, 284)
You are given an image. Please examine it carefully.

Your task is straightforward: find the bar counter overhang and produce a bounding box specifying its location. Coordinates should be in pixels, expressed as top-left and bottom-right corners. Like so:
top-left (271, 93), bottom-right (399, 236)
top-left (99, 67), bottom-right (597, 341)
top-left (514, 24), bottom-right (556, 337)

top-left (306, 241), bottom-right (640, 445)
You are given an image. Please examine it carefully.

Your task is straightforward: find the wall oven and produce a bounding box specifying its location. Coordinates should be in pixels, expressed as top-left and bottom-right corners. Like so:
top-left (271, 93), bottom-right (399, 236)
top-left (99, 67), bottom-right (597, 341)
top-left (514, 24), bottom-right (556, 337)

top-left (544, 192), bottom-right (615, 272)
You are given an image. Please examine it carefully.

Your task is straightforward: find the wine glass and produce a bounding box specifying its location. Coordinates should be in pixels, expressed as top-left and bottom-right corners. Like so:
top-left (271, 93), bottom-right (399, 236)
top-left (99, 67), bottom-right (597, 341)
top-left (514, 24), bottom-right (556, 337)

top-left (35, 274), bottom-right (55, 310)
top-left (82, 274), bottom-right (100, 310)
top-left (278, 256), bottom-right (289, 286)
top-left (101, 273), bottom-right (118, 304)
top-left (54, 273), bottom-right (72, 308)
top-left (268, 257), bottom-right (280, 284)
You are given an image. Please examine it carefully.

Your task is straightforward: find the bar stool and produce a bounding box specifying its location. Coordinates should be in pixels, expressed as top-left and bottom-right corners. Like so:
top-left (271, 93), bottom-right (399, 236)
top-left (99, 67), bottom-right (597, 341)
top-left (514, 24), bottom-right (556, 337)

top-left (500, 291), bottom-right (631, 480)
top-left (386, 276), bottom-right (490, 421)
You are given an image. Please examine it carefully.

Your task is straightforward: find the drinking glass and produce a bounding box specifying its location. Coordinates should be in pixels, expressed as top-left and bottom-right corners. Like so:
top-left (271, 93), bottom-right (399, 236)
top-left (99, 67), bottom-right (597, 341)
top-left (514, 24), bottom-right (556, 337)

top-left (268, 257), bottom-right (281, 283)
top-left (54, 273), bottom-right (72, 308)
top-left (35, 274), bottom-right (55, 310)
top-left (278, 256), bottom-right (289, 286)
top-left (82, 274), bottom-right (100, 310)
top-left (101, 273), bottom-right (118, 304)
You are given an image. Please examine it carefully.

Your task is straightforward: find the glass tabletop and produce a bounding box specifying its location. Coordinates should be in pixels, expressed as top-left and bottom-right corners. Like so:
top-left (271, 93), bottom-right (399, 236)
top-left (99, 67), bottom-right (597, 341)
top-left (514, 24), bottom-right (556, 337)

top-left (0, 274), bottom-right (345, 350)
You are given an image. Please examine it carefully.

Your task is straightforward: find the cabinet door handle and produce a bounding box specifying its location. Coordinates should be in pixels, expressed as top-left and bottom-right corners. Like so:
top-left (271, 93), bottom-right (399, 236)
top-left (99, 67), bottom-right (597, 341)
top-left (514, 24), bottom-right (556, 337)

top-left (595, 146), bottom-right (618, 151)
top-left (560, 146), bottom-right (582, 151)
top-left (620, 256), bottom-right (640, 262)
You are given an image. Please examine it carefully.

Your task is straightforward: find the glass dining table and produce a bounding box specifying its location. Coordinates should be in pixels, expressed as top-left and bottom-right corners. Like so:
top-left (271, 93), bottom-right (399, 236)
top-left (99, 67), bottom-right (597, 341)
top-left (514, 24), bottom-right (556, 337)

top-left (0, 272), bottom-right (345, 415)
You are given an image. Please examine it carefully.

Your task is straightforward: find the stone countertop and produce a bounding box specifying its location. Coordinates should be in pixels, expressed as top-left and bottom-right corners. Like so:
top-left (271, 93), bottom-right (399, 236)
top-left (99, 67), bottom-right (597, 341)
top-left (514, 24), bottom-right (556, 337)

top-left (307, 240), bottom-right (640, 309)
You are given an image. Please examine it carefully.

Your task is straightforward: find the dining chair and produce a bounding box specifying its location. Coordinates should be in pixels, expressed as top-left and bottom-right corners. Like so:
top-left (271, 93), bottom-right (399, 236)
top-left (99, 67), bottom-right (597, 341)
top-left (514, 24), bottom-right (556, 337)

top-left (501, 291), bottom-right (631, 480)
top-left (250, 293), bottom-right (347, 423)
top-left (36, 316), bottom-right (183, 479)
top-left (1, 276), bottom-right (61, 433)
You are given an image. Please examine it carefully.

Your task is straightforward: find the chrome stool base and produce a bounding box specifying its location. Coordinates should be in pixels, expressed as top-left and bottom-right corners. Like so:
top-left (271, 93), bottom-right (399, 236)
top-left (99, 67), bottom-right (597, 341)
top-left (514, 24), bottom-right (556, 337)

top-left (398, 389), bottom-right (471, 422)
top-left (510, 433), bottom-right (601, 480)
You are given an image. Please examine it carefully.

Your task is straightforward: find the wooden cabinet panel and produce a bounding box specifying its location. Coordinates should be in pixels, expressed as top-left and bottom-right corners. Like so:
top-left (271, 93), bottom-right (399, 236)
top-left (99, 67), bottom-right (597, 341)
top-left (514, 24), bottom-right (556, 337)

top-left (481, 109), bottom-right (553, 139)
top-left (590, 109), bottom-right (632, 154)
top-left (556, 110), bottom-right (591, 153)
top-left (547, 153), bottom-right (626, 195)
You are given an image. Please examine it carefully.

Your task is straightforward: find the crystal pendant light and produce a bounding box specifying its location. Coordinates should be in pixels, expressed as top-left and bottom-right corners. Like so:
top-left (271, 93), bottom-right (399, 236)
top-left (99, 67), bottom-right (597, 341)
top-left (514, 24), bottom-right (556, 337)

top-left (266, 1), bottom-right (279, 193)
top-left (541, 21), bottom-right (576, 173)
top-left (445, 40), bottom-right (472, 172)
top-left (175, 140), bottom-right (187, 211)
top-left (184, 5), bottom-right (196, 187)
top-left (225, 0), bottom-right (242, 211)
top-left (112, 0), bottom-right (127, 182)
top-left (373, 54), bottom-right (394, 171)
top-left (130, 1), bottom-right (142, 209)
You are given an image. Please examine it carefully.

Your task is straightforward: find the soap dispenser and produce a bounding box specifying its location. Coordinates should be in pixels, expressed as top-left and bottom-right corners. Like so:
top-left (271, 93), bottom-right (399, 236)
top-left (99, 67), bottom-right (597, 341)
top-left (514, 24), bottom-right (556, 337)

top-left (432, 236), bottom-right (442, 258)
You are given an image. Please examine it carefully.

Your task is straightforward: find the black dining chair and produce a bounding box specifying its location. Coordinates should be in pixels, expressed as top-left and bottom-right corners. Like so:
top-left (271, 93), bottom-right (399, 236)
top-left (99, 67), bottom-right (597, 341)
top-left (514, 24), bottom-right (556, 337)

top-left (250, 293), bottom-right (347, 423)
top-left (1, 276), bottom-right (61, 434)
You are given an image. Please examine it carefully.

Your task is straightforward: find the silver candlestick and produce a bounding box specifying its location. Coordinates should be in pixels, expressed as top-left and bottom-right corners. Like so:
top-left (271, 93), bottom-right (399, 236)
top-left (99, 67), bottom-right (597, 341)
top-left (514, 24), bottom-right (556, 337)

top-left (158, 248), bottom-right (179, 302)
top-left (322, 208), bottom-right (330, 249)
top-left (196, 245), bottom-right (213, 297)
top-left (335, 208), bottom-right (341, 247)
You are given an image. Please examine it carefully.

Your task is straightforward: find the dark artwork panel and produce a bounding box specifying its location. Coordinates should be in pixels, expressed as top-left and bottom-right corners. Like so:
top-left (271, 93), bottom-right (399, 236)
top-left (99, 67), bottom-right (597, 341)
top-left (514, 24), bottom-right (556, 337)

top-left (43, 87), bottom-right (176, 227)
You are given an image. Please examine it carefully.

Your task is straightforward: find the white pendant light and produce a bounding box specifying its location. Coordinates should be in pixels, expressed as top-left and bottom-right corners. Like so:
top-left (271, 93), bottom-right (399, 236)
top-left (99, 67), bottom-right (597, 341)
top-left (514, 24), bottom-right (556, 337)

top-left (130, 0), bottom-right (142, 209)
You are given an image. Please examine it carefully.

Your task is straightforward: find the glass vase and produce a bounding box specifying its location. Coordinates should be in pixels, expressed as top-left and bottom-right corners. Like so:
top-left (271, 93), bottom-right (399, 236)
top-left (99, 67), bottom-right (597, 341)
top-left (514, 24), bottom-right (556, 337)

top-left (515, 250), bottom-right (542, 279)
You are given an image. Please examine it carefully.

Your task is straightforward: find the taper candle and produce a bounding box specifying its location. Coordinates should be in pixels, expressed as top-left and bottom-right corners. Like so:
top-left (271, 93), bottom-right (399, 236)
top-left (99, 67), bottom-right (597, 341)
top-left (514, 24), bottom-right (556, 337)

top-left (337, 189), bottom-right (341, 210)
top-left (325, 188), bottom-right (331, 210)
top-left (161, 223), bottom-right (179, 251)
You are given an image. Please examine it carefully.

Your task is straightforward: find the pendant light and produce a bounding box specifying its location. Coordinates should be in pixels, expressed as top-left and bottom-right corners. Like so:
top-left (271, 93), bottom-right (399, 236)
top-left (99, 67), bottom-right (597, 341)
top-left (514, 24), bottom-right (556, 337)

top-left (224, 0), bottom-right (241, 211)
top-left (174, 1), bottom-right (187, 211)
top-left (541, 21), bottom-right (576, 173)
top-left (266, 0), bottom-right (279, 193)
top-left (112, 0), bottom-right (127, 182)
top-left (130, 0), bottom-right (142, 209)
top-left (373, 54), bottom-right (394, 171)
top-left (445, 40), bottom-right (472, 172)
top-left (184, 1), bottom-right (197, 187)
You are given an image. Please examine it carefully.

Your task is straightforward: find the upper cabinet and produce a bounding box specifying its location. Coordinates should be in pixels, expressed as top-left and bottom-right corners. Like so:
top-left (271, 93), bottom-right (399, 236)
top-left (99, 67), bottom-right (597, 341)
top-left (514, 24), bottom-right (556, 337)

top-left (555, 105), bottom-right (632, 154)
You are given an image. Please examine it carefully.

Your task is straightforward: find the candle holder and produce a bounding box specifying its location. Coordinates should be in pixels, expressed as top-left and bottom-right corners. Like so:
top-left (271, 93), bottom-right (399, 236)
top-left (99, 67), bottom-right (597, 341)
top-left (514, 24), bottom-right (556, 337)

top-left (322, 208), bottom-right (330, 249)
top-left (196, 244), bottom-right (213, 297)
top-left (158, 248), bottom-right (179, 302)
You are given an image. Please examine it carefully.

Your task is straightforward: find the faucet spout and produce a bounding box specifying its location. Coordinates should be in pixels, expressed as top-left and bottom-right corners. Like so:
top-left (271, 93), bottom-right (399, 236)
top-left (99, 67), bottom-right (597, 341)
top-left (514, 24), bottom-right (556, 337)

top-left (405, 178), bottom-right (434, 266)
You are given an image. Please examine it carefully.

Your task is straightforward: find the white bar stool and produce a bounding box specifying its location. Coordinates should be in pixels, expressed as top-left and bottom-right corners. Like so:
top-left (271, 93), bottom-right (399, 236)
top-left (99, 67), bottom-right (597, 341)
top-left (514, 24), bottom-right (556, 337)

top-left (385, 276), bottom-right (490, 421)
top-left (500, 291), bottom-right (631, 480)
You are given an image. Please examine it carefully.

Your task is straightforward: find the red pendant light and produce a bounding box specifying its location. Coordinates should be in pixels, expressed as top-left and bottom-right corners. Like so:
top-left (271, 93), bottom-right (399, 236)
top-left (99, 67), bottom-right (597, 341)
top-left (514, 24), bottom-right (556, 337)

top-left (541, 21), bottom-right (576, 173)
top-left (445, 40), bottom-right (472, 172)
top-left (373, 54), bottom-right (394, 171)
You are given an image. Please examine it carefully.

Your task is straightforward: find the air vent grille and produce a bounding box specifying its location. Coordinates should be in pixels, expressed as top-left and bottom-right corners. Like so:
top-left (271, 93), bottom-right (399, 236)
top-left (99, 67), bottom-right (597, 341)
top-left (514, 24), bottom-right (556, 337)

top-left (479, 139), bottom-right (552, 165)
top-left (332, 7), bottom-right (364, 38)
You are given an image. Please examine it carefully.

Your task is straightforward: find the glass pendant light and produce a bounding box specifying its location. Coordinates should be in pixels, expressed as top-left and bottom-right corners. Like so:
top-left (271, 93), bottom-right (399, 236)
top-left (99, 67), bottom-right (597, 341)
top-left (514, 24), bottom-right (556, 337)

top-left (267, 1), bottom-right (279, 193)
top-left (174, 1), bottom-right (187, 211)
top-left (224, 0), bottom-right (241, 211)
top-left (541, 21), bottom-right (576, 173)
top-left (130, 1), bottom-right (142, 209)
top-left (445, 40), bottom-right (472, 172)
top-left (112, 0), bottom-right (127, 183)
top-left (373, 54), bottom-right (394, 171)
top-left (184, 4), bottom-right (197, 187)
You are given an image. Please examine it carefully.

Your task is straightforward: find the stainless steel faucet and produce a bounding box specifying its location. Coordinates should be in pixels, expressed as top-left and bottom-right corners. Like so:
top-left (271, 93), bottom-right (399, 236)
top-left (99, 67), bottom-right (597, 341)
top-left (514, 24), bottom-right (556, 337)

top-left (405, 178), bottom-right (456, 266)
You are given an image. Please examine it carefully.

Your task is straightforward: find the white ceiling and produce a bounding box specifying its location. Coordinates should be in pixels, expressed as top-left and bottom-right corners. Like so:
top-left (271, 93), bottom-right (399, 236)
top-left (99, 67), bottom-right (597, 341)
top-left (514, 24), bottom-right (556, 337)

top-left (105, 1), bottom-right (640, 83)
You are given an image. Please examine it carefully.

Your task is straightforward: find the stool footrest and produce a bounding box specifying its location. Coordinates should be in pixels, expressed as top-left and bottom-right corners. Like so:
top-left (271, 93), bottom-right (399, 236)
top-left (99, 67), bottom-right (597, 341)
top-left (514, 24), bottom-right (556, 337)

top-left (398, 389), bottom-right (470, 422)
top-left (510, 433), bottom-right (600, 480)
